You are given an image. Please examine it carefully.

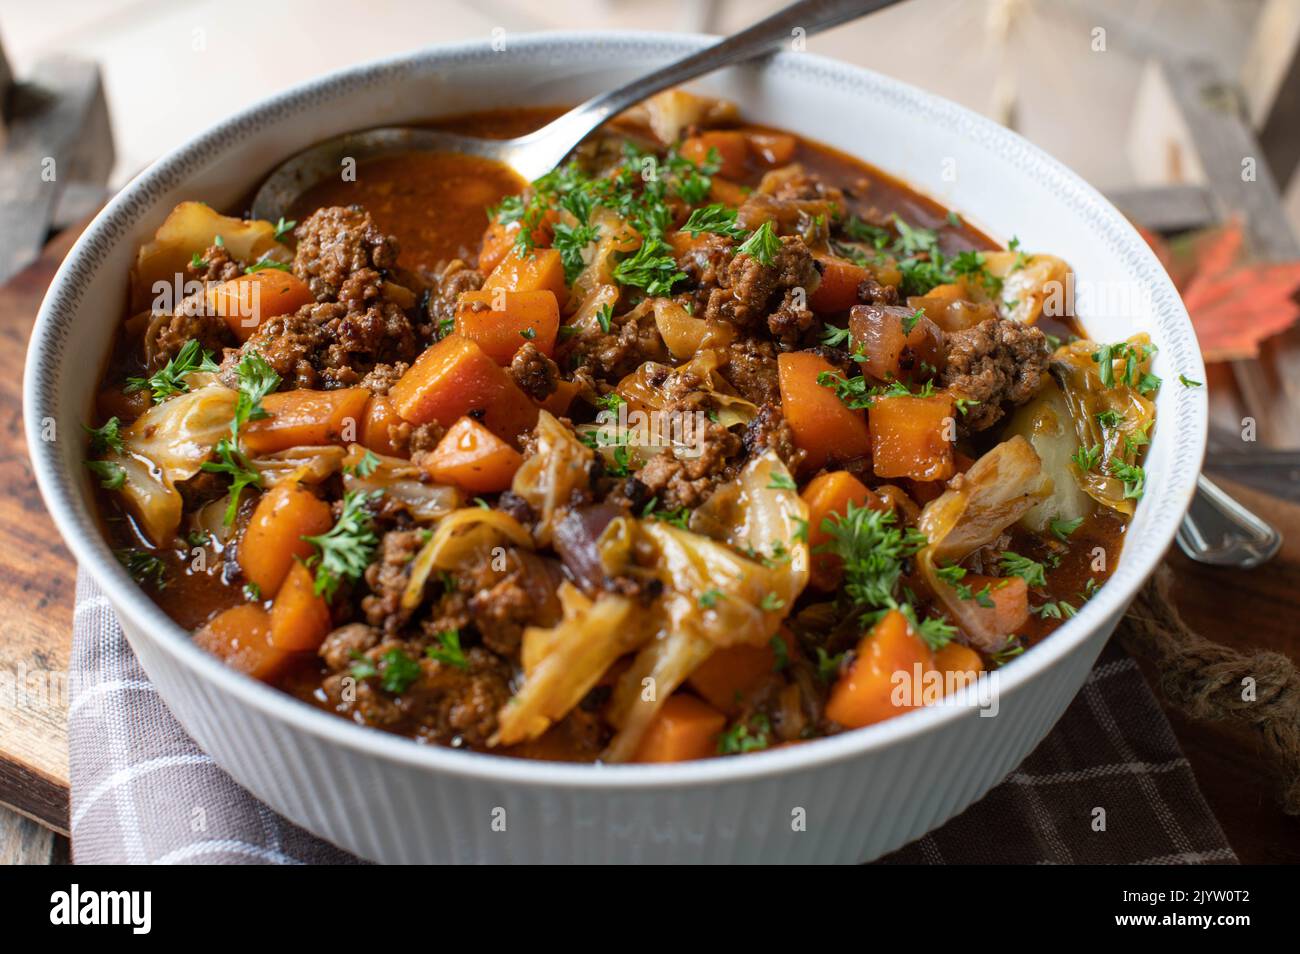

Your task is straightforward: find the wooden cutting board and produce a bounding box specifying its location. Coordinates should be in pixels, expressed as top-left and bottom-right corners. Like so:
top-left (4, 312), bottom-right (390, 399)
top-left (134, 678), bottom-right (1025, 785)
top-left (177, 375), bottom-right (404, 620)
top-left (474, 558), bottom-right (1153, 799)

top-left (0, 223), bottom-right (80, 834)
top-left (2, 225), bottom-right (1297, 859)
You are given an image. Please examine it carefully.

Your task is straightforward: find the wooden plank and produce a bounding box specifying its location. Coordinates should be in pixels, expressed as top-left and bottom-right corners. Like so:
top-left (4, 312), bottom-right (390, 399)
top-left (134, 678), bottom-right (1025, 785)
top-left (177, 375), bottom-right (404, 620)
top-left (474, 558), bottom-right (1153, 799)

top-left (0, 220), bottom-right (84, 833)
top-left (1106, 184), bottom-right (1216, 233)
top-left (1129, 58), bottom-right (1300, 448)
top-left (1241, 0), bottom-right (1300, 189)
top-left (1153, 473), bottom-right (1300, 863)
top-left (0, 55), bottom-right (113, 282)
top-left (0, 805), bottom-right (57, 864)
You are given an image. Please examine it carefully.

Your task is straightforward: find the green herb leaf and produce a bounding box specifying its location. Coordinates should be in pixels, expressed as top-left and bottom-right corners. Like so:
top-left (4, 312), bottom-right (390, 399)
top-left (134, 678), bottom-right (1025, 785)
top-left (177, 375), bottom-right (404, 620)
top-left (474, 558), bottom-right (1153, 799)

top-left (124, 339), bottom-right (220, 403)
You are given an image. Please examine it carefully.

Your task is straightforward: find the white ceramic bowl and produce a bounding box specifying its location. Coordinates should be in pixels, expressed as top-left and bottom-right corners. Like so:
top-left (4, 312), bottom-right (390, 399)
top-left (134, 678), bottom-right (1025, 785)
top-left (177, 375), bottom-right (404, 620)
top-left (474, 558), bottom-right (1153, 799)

top-left (25, 32), bottom-right (1206, 864)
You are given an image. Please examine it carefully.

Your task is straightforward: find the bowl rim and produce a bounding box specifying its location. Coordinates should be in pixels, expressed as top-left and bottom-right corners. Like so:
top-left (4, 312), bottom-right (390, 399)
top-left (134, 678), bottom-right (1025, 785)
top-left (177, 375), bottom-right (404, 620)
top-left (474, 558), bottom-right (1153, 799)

top-left (25, 29), bottom-right (1207, 790)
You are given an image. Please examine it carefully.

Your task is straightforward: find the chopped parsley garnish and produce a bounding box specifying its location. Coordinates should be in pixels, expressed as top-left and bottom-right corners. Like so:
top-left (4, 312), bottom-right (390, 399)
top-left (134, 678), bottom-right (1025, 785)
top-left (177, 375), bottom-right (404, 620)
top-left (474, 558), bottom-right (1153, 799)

top-left (901, 308), bottom-right (923, 334)
top-left (1033, 600), bottom-right (1077, 620)
top-left (820, 324), bottom-right (853, 348)
top-left (1071, 443), bottom-right (1102, 472)
top-left (681, 203), bottom-right (746, 240)
top-left (1091, 341), bottom-right (1156, 390)
top-left (551, 220), bottom-right (599, 283)
top-left (717, 713), bottom-right (771, 754)
top-left (766, 472), bottom-right (798, 491)
top-left (86, 460), bottom-right (126, 490)
top-left (272, 217), bottom-right (297, 242)
top-left (697, 588), bottom-right (724, 609)
top-left (815, 647), bottom-right (846, 683)
top-left (84, 417), bottom-right (124, 454)
top-left (612, 237), bottom-right (685, 296)
top-left (1179, 374), bottom-right (1202, 388)
top-left (1107, 458), bottom-right (1145, 499)
top-left (760, 592), bottom-right (786, 612)
top-left (304, 489), bottom-right (380, 601)
top-left (244, 255), bottom-right (292, 274)
top-left (1094, 409), bottom-right (1124, 429)
top-left (116, 548), bottom-right (167, 589)
top-left (736, 220), bottom-right (781, 267)
top-left (124, 339), bottom-right (220, 403)
top-left (594, 391), bottom-right (625, 413)
top-left (201, 351), bottom-right (280, 524)
top-left (352, 648), bottom-right (422, 694)
top-left (243, 582), bottom-right (262, 601)
top-left (1049, 516), bottom-right (1084, 541)
top-left (347, 449), bottom-right (381, 478)
top-left (989, 636), bottom-right (1025, 666)
top-left (595, 303), bottom-right (613, 334)
top-left (426, 628), bottom-right (469, 670)
top-left (814, 501), bottom-right (957, 650)
top-left (640, 497), bottom-right (691, 529)
top-left (998, 551), bottom-right (1047, 588)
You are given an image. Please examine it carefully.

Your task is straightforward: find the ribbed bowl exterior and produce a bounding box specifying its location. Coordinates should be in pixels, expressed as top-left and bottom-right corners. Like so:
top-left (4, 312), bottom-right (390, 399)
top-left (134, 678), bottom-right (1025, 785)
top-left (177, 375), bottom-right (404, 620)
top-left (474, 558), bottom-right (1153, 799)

top-left (27, 33), bottom-right (1204, 864)
top-left (121, 609), bottom-right (1117, 863)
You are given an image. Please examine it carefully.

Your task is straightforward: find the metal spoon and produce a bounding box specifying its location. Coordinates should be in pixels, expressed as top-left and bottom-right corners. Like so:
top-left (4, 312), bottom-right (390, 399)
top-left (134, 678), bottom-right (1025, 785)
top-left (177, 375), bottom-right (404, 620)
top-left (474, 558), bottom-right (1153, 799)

top-left (251, 2), bottom-right (1282, 572)
top-left (251, 0), bottom-right (900, 221)
top-left (1177, 474), bottom-right (1282, 568)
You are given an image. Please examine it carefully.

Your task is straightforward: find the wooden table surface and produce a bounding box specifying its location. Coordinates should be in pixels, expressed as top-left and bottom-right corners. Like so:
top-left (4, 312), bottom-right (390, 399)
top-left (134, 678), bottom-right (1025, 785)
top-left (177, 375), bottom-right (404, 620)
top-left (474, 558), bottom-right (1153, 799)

top-left (3, 227), bottom-right (1298, 863)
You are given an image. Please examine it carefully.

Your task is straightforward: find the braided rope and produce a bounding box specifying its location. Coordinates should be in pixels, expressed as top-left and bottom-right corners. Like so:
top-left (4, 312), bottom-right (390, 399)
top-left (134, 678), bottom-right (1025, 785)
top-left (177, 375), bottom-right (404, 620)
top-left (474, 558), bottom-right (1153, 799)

top-left (1118, 566), bottom-right (1300, 814)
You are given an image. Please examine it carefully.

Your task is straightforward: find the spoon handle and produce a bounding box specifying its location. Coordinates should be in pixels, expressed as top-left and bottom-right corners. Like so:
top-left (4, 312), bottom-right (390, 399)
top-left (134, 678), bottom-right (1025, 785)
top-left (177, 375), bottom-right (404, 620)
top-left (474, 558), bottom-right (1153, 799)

top-left (511, 0), bottom-right (902, 179)
top-left (1176, 475), bottom-right (1283, 568)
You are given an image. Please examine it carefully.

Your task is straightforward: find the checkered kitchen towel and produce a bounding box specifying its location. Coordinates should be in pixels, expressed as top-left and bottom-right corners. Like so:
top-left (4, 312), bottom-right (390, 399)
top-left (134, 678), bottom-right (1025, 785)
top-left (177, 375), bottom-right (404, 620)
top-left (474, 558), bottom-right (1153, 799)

top-left (69, 573), bottom-right (1236, 864)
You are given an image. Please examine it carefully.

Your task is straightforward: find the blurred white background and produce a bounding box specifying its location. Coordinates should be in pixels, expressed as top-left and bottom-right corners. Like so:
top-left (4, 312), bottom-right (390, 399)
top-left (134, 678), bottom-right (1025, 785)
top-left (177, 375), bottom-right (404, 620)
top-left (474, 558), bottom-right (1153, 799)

top-left (1, 0), bottom-right (1295, 227)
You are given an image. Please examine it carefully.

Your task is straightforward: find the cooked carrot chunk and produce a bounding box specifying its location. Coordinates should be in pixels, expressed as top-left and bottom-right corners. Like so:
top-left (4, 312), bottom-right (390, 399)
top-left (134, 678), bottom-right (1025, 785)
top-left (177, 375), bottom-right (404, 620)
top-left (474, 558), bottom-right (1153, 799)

top-left (388, 335), bottom-right (539, 446)
top-left (422, 415), bottom-right (524, 494)
top-left (241, 387), bottom-right (371, 456)
top-left (801, 471), bottom-right (886, 591)
top-left (777, 351), bottom-right (872, 471)
top-left (269, 561), bottom-right (333, 651)
top-left (205, 270), bottom-right (313, 342)
top-left (240, 481), bottom-right (334, 597)
top-left (632, 694), bottom-right (727, 763)
top-left (482, 247), bottom-right (567, 300)
top-left (194, 604), bottom-right (292, 682)
top-left (454, 289), bottom-right (559, 364)
top-left (868, 393), bottom-right (955, 481)
top-left (825, 609), bottom-right (934, 729)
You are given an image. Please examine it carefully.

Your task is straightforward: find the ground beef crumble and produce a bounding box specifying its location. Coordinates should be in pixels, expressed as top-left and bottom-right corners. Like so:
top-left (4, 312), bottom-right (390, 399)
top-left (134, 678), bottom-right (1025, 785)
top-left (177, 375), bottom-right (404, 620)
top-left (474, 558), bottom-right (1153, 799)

top-left (293, 206), bottom-right (400, 301)
top-left (938, 317), bottom-right (1051, 431)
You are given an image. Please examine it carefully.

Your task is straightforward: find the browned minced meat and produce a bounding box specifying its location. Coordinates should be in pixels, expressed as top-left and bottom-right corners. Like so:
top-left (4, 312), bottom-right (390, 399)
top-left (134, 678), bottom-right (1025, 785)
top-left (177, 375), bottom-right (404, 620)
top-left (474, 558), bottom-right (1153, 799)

top-left (220, 310), bottom-right (329, 389)
top-left (293, 206), bottom-right (400, 301)
top-left (938, 317), bottom-right (1051, 432)
top-left (508, 342), bottom-right (559, 401)
top-left (151, 297), bottom-right (233, 369)
top-left (359, 361), bottom-right (409, 395)
top-left (857, 277), bottom-right (900, 306)
top-left (319, 622), bottom-right (381, 672)
top-left (221, 299), bottom-right (418, 390)
top-left (406, 421), bottom-right (445, 455)
top-left (564, 305), bottom-right (665, 383)
top-left (183, 243), bottom-right (244, 285)
top-left (460, 548), bottom-right (564, 658)
top-left (362, 528), bottom-right (425, 633)
top-left (315, 300), bottom-right (419, 388)
top-left (742, 404), bottom-right (803, 472)
top-left (702, 236), bottom-right (820, 334)
top-left (427, 259), bottom-right (484, 330)
top-left (722, 337), bottom-right (781, 405)
top-left (322, 643), bottom-right (511, 747)
top-left (622, 400), bottom-right (742, 510)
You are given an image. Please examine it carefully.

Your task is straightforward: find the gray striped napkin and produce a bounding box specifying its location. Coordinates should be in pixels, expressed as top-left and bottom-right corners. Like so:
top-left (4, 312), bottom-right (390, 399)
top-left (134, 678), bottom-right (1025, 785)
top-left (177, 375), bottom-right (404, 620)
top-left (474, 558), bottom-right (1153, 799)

top-left (69, 573), bottom-right (1235, 864)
